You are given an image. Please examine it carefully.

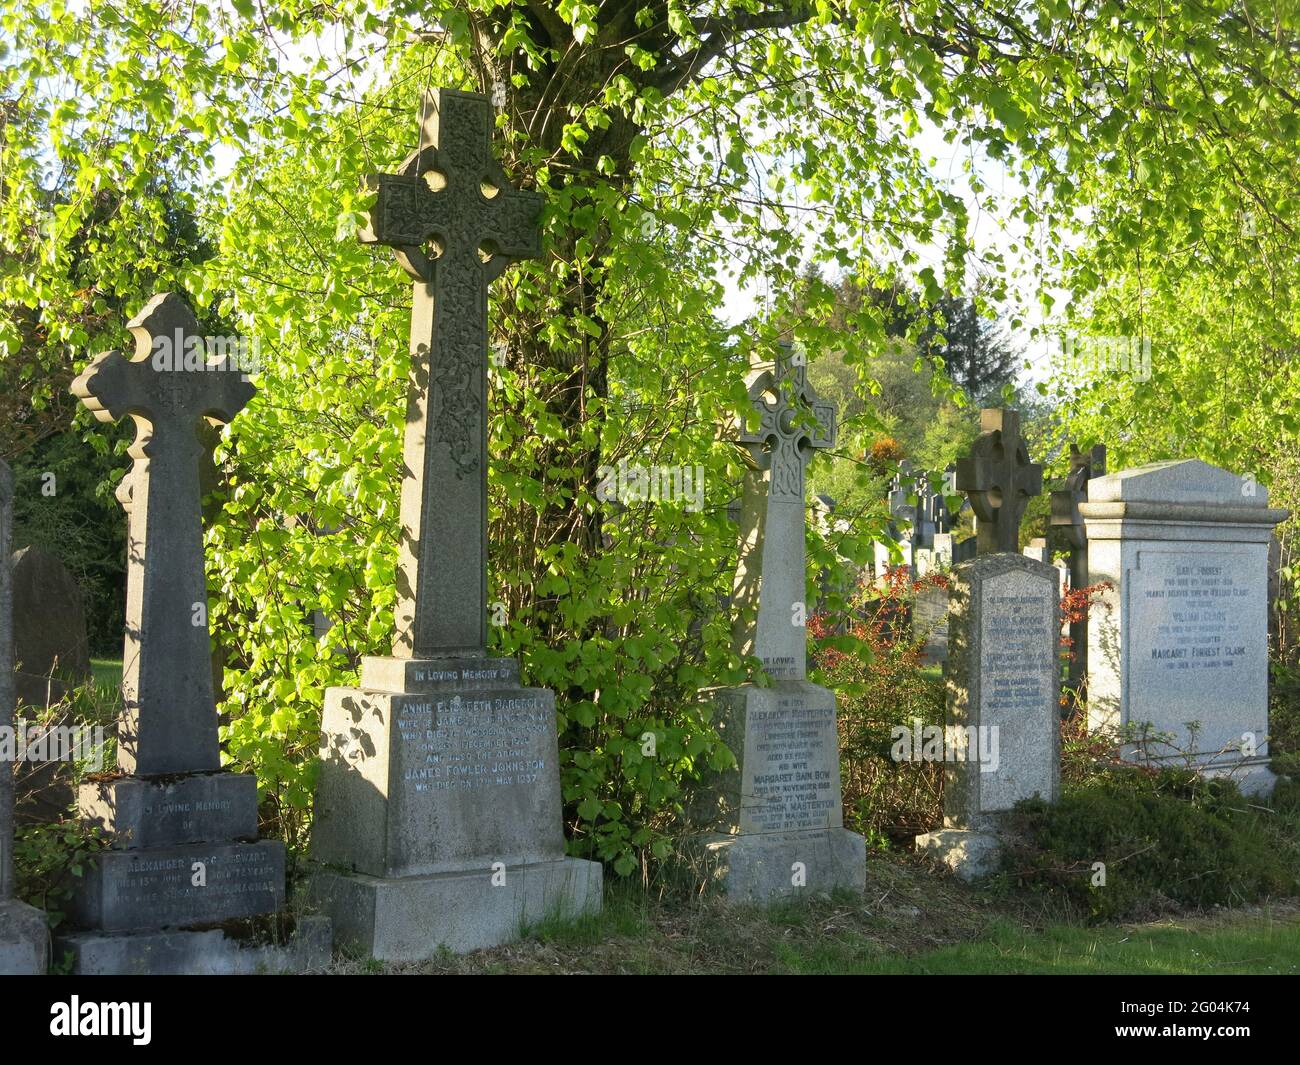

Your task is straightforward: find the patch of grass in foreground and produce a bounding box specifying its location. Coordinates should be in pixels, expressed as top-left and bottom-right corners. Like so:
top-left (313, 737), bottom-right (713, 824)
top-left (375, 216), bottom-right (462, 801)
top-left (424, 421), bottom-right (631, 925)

top-left (776, 914), bottom-right (1300, 975)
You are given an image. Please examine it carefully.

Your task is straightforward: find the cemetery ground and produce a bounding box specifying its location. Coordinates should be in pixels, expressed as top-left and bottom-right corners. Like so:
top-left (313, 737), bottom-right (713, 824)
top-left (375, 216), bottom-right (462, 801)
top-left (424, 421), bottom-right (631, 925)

top-left (333, 860), bottom-right (1300, 976)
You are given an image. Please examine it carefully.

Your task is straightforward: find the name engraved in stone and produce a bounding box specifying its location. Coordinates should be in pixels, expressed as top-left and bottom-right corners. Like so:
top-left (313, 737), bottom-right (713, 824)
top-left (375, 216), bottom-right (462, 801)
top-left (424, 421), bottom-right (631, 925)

top-left (1137, 562), bottom-right (1249, 672)
top-left (745, 698), bottom-right (837, 832)
top-left (978, 578), bottom-right (1055, 810)
top-left (104, 849), bottom-right (279, 913)
top-left (397, 695), bottom-right (549, 792)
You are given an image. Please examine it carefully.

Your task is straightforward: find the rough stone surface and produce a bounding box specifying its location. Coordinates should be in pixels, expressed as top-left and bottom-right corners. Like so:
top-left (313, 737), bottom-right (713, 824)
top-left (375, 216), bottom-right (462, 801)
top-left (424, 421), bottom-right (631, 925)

top-left (1083, 459), bottom-right (1288, 791)
top-left (915, 829), bottom-right (1002, 881)
top-left (72, 293), bottom-right (253, 776)
top-left (11, 545), bottom-right (91, 706)
top-left (914, 584), bottom-right (949, 666)
top-left (0, 899), bottom-right (49, 974)
top-left (954, 408), bottom-right (1043, 554)
top-left (58, 915), bottom-right (331, 975)
top-left (71, 839), bottom-right (285, 933)
top-left (1, 461), bottom-right (49, 974)
top-left (694, 828), bottom-right (866, 902)
top-left (79, 772), bottom-right (258, 850)
top-left (309, 857), bottom-right (601, 960)
top-left (915, 553), bottom-right (1059, 879)
top-left (312, 669), bottom-right (565, 879)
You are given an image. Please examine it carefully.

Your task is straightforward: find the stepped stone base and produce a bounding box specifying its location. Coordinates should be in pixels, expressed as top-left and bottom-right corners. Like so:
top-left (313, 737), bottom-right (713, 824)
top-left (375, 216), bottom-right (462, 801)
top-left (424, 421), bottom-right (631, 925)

top-left (308, 857), bottom-right (602, 961)
top-left (58, 915), bottom-right (332, 975)
top-left (693, 828), bottom-right (866, 903)
top-left (71, 839), bottom-right (285, 932)
top-left (0, 898), bottom-right (49, 974)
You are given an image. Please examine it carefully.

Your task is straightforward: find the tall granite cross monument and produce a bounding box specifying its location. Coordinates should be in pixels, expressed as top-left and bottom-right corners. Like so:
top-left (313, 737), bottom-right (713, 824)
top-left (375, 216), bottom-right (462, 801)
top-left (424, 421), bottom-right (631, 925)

top-left (955, 408), bottom-right (1043, 554)
top-left (0, 461), bottom-right (49, 973)
top-left (360, 87), bottom-right (542, 659)
top-left (310, 88), bottom-right (601, 958)
top-left (60, 293), bottom-right (328, 974)
top-left (693, 344), bottom-right (866, 902)
top-left (917, 410), bottom-right (1059, 879)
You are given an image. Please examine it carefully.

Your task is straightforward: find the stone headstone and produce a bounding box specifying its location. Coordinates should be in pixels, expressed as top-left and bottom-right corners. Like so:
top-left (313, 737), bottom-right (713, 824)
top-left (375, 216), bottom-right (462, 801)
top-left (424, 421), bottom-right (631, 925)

top-left (914, 583), bottom-right (950, 666)
top-left (1051, 443), bottom-right (1106, 704)
top-left (11, 545), bottom-right (91, 707)
top-left (1082, 459), bottom-right (1288, 794)
top-left (0, 461), bottom-right (50, 973)
top-left (309, 89), bottom-right (600, 959)
top-left (59, 293), bottom-right (327, 974)
top-left (915, 554), bottom-right (1060, 879)
top-left (692, 344), bottom-right (865, 901)
top-left (1022, 537), bottom-right (1048, 564)
top-left (955, 408), bottom-right (1043, 554)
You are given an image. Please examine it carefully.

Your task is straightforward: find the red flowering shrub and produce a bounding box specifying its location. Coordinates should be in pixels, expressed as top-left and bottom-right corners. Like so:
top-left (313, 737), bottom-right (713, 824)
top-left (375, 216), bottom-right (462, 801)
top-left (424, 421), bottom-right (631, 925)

top-left (811, 568), bottom-right (947, 848)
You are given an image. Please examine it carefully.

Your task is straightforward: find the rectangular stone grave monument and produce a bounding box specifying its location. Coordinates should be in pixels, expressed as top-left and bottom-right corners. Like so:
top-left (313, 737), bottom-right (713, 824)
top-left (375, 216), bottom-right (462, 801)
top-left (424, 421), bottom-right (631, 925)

top-left (915, 554), bottom-right (1060, 879)
top-left (914, 583), bottom-right (950, 666)
top-left (58, 294), bottom-right (330, 974)
top-left (1082, 459), bottom-right (1288, 794)
top-left (0, 461), bottom-right (50, 974)
top-left (308, 89), bottom-right (600, 959)
top-left (691, 345), bottom-right (865, 901)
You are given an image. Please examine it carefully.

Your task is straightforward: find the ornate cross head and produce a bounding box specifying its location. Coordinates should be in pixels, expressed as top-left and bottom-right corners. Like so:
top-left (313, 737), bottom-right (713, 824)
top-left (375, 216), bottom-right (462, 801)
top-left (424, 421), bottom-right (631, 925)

top-left (735, 343), bottom-right (836, 501)
top-left (954, 407), bottom-right (1043, 554)
top-left (72, 293), bottom-right (254, 457)
top-left (359, 88), bottom-right (543, 283)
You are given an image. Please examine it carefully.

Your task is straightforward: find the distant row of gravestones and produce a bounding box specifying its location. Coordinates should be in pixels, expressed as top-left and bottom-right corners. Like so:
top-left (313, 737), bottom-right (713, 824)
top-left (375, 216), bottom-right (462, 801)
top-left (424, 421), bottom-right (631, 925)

top-left (0, 87), bottom-right (1289, 975)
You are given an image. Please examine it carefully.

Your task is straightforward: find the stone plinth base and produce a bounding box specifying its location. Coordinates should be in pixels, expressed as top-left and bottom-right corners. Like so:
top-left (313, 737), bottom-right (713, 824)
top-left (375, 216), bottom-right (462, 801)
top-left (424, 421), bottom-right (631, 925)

top-left (72, 839), bottom-right (285, 932)
top-left (307, 857), bottom-right (601, 961)
top-left (0, 898), bottom-right (49, 974)
top-left (915, 828), bottom-right (1002, 881)
top-left (692, 828), bottom-right (865, 903)
top-left (57, 915), bottom-right (332, 975)
top-left (79, 771), bottom-right (258, 849)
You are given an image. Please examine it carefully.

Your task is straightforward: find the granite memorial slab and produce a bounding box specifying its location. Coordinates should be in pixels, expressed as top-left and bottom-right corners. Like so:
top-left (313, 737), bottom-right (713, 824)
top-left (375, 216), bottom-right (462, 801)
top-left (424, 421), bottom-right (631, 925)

top-left (692, 343), bottom-right (865, 901)
top-left (1082, 459), bottom-right (1288, 794)
top-left (308, 89), bottom-right (600, 960)
top-left (58, 293), bottom-right (327, 973)
top-left (916, 554), bottom-right (1060, 879)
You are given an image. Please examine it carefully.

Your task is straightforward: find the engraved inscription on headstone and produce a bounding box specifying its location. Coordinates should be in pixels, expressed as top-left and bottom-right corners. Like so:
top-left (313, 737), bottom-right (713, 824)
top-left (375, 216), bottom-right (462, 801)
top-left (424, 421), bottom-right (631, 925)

top-left (1082, 459), bottom-right (1288, 794)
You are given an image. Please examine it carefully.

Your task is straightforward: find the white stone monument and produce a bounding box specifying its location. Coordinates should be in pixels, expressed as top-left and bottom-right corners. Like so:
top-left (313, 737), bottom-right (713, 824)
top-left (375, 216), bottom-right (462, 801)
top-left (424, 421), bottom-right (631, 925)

top-left (1082, 459), bottom-right (1288, 794)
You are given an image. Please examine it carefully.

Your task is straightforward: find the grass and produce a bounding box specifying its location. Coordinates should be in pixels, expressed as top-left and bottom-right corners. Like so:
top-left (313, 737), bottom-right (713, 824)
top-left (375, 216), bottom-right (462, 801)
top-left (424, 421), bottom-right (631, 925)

top-left (90, 657), bottom-right (122, 691)
top-left (323, 853), bottom-right (1300, 975)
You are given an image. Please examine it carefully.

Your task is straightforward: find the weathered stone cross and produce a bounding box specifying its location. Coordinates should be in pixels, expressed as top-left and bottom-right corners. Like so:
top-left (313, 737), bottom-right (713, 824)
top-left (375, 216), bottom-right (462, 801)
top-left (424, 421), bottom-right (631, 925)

top-left (1051, 442), bottom-right (1106, 701)
top-left (72, 293), bottom-right (254, 776)
top-left (955, 407), bottom-right (1043, 554)
top-left (732, 343), bottom-right (836, 680)
top-left (360, 88), bottom-right (543, 659)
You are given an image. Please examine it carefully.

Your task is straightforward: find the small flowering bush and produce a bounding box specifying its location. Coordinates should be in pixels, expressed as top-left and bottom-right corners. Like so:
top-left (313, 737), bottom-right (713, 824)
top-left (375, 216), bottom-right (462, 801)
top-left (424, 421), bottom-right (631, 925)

top-left (810, 567), bottom-right (947, 849)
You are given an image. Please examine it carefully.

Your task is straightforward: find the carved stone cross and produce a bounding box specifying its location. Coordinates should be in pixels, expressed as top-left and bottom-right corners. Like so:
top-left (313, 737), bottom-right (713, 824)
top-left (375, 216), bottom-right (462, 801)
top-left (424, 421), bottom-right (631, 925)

top-left (72, 293), bottom-right (253, 776)
top-left (955, 407), bottom-right (1043, 554)
top-left (1051, 442), bottom-right (1106, 703)
top-left (360, 88), bottom-right (543, 659)
top-left (731, 343), bottom-right (836, 680)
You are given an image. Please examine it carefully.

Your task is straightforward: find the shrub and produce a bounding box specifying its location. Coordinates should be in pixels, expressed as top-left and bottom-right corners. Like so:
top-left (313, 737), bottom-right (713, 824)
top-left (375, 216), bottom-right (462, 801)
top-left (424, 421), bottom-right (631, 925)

top-left (812, 568), bottom-right (947, 848)
top-left (1004, 772), bottom-right (1299, 921)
